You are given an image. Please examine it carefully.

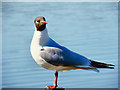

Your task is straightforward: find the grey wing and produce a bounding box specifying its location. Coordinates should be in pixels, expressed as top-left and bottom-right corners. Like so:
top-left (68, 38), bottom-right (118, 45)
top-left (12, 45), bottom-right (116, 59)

top-left (40, 46), bottom-right (91, 66)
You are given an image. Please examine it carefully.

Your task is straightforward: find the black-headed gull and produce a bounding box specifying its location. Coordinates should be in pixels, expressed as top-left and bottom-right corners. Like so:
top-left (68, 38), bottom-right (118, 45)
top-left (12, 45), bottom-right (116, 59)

top-left (30, 16), bottom-right (114, 88)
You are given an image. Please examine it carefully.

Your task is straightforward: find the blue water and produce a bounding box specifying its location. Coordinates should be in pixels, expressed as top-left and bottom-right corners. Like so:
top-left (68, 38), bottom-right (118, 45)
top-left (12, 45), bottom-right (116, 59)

top-left (2, 2), bottom-right (118, 88)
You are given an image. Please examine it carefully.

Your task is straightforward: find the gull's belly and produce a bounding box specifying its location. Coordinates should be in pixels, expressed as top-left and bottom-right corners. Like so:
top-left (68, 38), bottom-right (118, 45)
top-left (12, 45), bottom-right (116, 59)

top-left (36, 57), bottom-right (74, 72)
top-left (31, 52), bottom-right (73, 72)
top-left (30, 45), bottom-right (70, 72)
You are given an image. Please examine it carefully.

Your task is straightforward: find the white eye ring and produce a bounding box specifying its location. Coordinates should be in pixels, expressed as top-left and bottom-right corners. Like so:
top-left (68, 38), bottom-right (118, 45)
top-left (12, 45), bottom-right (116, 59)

top-left (36, 21), bottom-right (39, 24)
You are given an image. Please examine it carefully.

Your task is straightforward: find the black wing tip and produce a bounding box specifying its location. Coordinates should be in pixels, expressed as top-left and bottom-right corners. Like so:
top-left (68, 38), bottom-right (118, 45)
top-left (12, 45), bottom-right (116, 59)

top-left (108, 64), bottom-right (115, 66)
top-left (106, 66), bottom-right (115, 69)
top-left (90, 59), bottom-right (115, 69)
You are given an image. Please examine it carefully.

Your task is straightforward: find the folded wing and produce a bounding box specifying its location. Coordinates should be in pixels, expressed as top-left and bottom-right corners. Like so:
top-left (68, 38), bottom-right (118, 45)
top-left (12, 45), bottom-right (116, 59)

top-left (40, 46), bottom-right (91, 67)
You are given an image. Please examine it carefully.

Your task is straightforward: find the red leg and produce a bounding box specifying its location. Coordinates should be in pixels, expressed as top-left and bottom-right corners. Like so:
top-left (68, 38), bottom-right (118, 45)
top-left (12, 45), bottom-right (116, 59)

top-left (46, 71), bottom-right (58, 89)
top-left (54, 71), bottom-right (58, 87)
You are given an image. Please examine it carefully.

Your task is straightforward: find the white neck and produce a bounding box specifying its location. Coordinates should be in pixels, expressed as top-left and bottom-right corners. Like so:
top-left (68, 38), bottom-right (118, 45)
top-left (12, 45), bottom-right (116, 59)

top-left (32, 27), bottom-right (49, 46)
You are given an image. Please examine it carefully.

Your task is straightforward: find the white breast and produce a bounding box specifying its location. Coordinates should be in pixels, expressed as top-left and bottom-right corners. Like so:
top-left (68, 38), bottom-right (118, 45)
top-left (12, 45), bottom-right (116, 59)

top-left (30, 28), bottom-right (49, 66)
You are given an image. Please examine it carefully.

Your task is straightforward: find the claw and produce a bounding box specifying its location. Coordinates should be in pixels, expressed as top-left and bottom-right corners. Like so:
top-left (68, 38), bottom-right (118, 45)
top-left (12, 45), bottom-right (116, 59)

top-left (46, 85), bottom-right (56, 90)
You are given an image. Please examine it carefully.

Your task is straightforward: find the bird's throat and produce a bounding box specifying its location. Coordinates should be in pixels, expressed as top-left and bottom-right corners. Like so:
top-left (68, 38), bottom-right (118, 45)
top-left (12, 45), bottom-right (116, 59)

top-left (33, 28), bottom-right (49, 46)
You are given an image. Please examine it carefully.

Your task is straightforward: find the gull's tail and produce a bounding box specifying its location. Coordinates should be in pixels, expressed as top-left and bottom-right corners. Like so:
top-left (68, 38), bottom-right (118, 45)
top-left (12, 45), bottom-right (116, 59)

top-left (90, 60), bottom-right (115, 69)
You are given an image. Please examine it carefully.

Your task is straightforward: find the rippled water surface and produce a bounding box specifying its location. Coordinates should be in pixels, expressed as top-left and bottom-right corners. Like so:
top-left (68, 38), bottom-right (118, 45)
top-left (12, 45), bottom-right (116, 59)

top-left (2, 2), bottom-right (118, 88)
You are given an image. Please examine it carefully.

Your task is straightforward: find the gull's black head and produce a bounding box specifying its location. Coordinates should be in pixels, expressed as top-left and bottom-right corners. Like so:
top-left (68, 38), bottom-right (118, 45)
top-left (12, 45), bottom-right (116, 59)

top-left (34, 16), bottom-right (47, 31)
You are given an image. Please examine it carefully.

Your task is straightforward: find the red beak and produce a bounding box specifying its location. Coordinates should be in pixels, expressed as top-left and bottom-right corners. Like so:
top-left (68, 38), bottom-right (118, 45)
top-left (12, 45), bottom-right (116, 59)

top-left (42, 21), bottom-right (47, 24)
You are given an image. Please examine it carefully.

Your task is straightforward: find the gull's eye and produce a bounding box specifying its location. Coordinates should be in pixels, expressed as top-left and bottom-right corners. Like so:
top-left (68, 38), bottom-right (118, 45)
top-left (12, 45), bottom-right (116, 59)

top-left (37, 20), bottom-right (40, 22)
